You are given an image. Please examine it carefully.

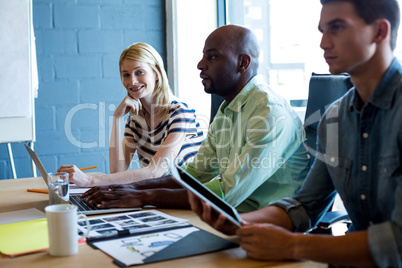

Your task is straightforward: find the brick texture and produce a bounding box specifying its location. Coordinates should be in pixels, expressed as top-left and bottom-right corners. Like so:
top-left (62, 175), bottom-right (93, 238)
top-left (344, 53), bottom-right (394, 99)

top-left (0, 0), bottom-right (165, 179)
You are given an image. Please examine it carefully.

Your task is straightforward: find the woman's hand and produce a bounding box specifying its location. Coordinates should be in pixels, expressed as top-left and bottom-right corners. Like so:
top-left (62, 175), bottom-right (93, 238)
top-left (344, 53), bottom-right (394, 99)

top-left (114, 95), bottom-right (142, 118)
top-left (57, 165), bottom-right (92, 187)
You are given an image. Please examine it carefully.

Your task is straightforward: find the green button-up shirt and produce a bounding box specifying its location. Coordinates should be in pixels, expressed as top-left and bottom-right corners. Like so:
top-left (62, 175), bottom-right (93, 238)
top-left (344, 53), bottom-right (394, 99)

top-left (184, 76), bottom-right (310, 212)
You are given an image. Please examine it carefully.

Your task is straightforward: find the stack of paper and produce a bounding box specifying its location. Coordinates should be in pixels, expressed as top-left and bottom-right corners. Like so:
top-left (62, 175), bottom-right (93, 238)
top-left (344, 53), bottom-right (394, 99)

top-left (0, 209), bottom-right (48, 257)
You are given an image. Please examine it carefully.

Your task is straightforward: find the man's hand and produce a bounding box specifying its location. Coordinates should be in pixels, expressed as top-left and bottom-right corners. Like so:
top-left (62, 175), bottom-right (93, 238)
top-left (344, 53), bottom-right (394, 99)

top-left (81, 184), bottom-right (145, 208)
top-left (237, 222), bottom-right (296, 261)
top-left (187, 191), bottom-right (239, 235)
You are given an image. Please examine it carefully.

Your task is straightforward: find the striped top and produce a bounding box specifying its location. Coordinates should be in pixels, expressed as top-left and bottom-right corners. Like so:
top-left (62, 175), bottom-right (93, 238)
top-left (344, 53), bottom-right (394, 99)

top-left (124, 100), bottom-right (204, 169)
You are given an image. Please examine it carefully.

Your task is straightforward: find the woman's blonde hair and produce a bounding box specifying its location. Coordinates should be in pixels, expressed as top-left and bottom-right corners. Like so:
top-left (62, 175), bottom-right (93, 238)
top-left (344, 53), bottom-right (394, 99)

top-left (119, 42), bottom-right (172, 119)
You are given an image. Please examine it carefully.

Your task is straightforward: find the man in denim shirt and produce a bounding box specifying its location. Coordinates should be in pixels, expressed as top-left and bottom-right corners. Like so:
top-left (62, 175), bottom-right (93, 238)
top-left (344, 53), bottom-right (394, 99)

top-left (189, 0), bottom-right (402, 266)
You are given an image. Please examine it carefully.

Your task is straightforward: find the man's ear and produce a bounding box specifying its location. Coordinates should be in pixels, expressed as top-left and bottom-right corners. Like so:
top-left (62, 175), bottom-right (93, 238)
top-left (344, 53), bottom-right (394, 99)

top-left (238, 54), bottom-right (251, 73)
top-left (374, 19), bottom-right (391, 45)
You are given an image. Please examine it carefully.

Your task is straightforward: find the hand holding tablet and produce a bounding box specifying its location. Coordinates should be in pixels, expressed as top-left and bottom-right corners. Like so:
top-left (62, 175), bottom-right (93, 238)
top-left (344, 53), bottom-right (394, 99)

top-left (166, 158), bottom-right (242, 228)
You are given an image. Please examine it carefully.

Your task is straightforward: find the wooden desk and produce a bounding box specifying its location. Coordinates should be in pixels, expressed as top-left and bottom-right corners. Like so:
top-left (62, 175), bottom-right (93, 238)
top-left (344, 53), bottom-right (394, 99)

top-left (0, 177), bottom-right (326, 268)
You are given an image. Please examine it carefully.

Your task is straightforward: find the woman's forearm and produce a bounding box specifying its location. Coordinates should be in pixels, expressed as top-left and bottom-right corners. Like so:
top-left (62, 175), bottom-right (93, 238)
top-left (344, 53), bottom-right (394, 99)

top-left (109, 116), bottom-right (130, 173)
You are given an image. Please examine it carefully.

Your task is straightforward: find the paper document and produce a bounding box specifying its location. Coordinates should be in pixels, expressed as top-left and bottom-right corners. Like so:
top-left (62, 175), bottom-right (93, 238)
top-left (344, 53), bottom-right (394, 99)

top-left (93, 226), bottom-right (198, 266)
top-left (0, 218), bottom-right (48, 257)
top-left (79, 210), bottom-right (188, 238)
top-left (85, 210), bottom-right (239, 266)
top-left (0, 208), bottom-right (45, 225)
top-left (69, 183), bottom-right (90, 194)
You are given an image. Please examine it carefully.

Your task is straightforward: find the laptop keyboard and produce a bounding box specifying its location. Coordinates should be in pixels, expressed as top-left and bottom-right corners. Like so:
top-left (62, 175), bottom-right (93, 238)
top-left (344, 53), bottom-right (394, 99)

top-left (70, 195), bottom-right (100, 211)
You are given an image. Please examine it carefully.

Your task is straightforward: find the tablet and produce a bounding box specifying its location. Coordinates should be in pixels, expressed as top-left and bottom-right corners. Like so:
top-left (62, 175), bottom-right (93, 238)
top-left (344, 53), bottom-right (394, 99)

top-left (167, 159), bottom-right (241, 227)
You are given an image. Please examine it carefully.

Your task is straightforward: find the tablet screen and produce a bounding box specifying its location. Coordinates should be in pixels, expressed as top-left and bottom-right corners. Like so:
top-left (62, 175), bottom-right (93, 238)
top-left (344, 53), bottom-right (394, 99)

top-left (171, 163), bottom-right (241, 227)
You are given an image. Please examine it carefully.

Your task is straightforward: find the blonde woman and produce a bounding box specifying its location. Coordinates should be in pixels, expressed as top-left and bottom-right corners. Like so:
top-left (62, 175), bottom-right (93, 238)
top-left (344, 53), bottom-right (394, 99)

top-left (59, 43), bottom-right (203, 187)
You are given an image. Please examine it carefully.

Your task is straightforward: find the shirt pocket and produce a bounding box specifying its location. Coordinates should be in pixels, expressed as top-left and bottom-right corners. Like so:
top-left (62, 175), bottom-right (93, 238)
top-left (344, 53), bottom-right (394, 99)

top-left (377, 154), bottom-right (401, 211)
top-left (324, 154), bottom-right (353, 204)
top-left (378, 154), bottom-right (401, 179)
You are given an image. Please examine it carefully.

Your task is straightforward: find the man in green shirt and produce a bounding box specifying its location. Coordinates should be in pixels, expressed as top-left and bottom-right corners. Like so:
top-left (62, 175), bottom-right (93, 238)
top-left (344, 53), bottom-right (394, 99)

top-left (83, 25), bottom-right (310, 212)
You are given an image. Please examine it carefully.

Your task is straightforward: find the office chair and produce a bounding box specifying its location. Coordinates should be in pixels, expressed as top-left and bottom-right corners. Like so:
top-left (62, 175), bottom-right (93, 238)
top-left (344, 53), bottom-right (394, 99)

top-left (304, 73), bottom-right (353, 234)
top-left (304, 73), bottom-right (354, 158)
top-left (210, 94), bottom-right (225, 124)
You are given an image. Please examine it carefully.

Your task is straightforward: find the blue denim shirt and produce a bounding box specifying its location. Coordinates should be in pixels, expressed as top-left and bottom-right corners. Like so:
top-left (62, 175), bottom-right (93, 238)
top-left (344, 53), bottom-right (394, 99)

top-left (272, 58), bottom-right (402, 267)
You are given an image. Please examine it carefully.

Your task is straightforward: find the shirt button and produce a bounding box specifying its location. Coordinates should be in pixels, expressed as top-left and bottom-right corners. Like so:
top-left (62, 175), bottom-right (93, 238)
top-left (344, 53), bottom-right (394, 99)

top-left (363, 132), bottom-right (369, 139)
top-left (361, 165), bottom-right (367, 171)
top-left (330, 157), bottom-right (336, 163)
top-left (360, 194), bottom-right (366, 200)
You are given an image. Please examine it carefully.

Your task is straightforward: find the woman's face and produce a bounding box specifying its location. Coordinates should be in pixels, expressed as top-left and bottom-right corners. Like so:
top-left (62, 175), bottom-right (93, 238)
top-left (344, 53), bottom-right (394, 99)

top-left (120, 59), bottom-right (158, 103)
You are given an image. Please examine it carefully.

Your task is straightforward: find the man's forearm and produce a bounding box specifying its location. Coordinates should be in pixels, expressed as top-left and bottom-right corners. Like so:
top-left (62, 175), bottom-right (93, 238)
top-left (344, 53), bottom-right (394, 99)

top-left (143, 188), bottom-right (190, 209)
top-left (241, 205), bottom-right (293, 231)
top-left (132, 175), bottom-right (182, 190)
top-left (292, 231), bottom-right (375, 266)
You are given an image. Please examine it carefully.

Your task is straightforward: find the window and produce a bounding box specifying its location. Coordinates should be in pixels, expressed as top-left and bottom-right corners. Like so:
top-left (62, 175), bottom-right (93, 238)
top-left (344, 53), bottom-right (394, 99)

top-left (167, 0), bottom-right (402, 124)
top-left (226, 0), bottom-right (324, 107)
top-left (166, 0), bottom-right (218, 130)
top-left (226, 0), bottom-right (402, 108)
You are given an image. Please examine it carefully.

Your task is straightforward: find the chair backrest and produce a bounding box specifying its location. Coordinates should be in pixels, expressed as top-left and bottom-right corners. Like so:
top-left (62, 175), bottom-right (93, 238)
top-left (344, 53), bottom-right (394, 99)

top-left (305, 73), bottom-right (353, 234)
top-left (210, 94), bottom-right (225, 124)
top-left (304, 73), bottom-right (353, 155)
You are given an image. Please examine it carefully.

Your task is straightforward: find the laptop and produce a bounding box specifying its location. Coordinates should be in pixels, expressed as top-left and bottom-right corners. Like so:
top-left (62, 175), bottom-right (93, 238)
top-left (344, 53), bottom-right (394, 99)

top-left (24, 144), bottom-right (141, 215)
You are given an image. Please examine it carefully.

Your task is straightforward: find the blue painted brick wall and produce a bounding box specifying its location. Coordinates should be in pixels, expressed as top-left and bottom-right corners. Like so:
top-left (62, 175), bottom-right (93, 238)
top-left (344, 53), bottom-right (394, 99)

top-left (0, 0), bottom-right (166, 179)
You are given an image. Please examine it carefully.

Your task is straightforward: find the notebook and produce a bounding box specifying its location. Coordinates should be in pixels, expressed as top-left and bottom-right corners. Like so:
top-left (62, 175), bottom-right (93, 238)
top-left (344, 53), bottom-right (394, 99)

top-left (24, 144), bottom-right (140, 215)
top-left (0, 217), bottom-right (49, 257)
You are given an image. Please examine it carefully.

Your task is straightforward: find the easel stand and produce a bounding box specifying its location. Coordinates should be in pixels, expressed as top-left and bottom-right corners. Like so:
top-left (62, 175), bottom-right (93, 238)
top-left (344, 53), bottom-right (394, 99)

top-left (6, 143), bottom-right (16, 179)
top-left (4, 141), bottom-right (36, 179)
top-left (0, 0), bottom-right (37, 180)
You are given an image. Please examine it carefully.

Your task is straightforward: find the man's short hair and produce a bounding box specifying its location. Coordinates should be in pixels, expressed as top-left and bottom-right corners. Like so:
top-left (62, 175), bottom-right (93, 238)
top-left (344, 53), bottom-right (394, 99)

top-left (320, 0), bottom-right (400, 50)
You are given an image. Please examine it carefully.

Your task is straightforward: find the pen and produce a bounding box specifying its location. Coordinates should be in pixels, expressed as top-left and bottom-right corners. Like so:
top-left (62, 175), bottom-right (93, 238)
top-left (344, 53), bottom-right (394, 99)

top-left (27, 189), bottom-right (48, 194)
top-left (54, 166), bottom-right (97, 175)
top-left (27, 166), bottom-right (97, 194)
top-left (79, 166), bottom-right (97, 171)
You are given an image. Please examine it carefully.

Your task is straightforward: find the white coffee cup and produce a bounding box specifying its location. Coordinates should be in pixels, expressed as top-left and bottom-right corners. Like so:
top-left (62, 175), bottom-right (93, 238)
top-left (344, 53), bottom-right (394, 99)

top-left (45, 204), bottom-right (90, 256)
